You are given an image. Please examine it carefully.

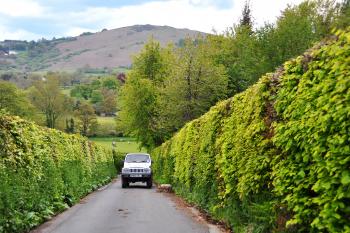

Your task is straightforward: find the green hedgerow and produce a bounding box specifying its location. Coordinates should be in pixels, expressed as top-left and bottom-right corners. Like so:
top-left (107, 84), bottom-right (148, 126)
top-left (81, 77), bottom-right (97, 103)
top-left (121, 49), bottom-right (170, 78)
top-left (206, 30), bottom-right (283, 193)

top-left (152, 28), bottom-right (350, 232)
top-left (0, 113), bottom-right (117, 233)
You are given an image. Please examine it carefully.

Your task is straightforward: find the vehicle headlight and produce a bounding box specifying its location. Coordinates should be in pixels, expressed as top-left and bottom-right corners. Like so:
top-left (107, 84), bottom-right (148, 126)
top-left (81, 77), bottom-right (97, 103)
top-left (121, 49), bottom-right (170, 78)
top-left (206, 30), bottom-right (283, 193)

top-left (144, 168), bottom-right (151, 173)
top-left (122, 168), bottom-right (130, 173)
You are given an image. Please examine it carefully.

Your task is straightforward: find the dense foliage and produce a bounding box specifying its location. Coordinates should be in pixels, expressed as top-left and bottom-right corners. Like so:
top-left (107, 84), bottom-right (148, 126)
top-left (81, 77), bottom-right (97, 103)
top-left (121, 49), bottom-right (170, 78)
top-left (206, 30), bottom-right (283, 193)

top-left (0, 112), bottom-right (117, 233)
top-left (152, 29), bottom-right (350, 232)
top-left (0, 81), bottom-right (36, 120)
top-left (28, 74), bottom-right (71, 129)
top-left (272, 29), bottom-right (350, 232)
top-left (0, 71), bottom-right (121, 136)
top-left (70, 77), bottom-right (119, 116)
top-left (153, 75), bottom-right (275, 232)
top-left (119, 37), bottom-right (228, 149)
top-left (119, 0), bottom-right (349, 149)
top-left (209, 0), bottom-right (349, 97)
top-left (118, 38), bottom-right (175, 148)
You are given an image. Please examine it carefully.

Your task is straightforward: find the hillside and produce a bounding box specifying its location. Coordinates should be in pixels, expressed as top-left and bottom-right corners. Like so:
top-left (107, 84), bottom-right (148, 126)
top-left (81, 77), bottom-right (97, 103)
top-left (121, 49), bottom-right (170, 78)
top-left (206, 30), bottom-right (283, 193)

top-left (0, 25), bottom-right (205, 72)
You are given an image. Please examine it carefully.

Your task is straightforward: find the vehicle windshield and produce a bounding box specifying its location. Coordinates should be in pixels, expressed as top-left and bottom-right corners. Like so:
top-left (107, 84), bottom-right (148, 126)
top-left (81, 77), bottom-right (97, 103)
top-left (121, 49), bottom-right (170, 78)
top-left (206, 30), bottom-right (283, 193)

top-left (125, 154), bottom-right (150, 163)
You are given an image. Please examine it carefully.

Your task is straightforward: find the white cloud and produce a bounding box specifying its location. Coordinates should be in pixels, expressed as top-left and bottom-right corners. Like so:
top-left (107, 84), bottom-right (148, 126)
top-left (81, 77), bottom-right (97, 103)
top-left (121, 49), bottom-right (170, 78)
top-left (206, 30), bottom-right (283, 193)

top-left (0, 0), bottom-right (309, 40)
top-left (58, 0), bottom-right (306, 37)
top-left (63, 0), bottom-right (236, 35)
top-left (0, 25), bottom-right (41, 40)
top-left (0, 0), bottom-right (46, 17)
top-left (64, 27), bottom-right (98, 37)
top-left (250, 0), bottom-right (304, 26)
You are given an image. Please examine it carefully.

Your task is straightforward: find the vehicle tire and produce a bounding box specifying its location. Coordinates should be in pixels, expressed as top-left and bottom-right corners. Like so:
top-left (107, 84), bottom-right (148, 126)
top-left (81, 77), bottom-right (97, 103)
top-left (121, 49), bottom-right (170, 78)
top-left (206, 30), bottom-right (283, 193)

top-left (122, 178), bottom-right (129, 188)
top-left (146, 179), bottom-right (152, 189)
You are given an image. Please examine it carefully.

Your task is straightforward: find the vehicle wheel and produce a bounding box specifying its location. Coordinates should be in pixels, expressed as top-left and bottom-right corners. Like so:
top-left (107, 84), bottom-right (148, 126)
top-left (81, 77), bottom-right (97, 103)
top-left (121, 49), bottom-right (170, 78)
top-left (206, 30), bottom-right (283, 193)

top-left (146, 179), bottom-right (152, 188)
top-left (122, 178), bottom-right (129, 188)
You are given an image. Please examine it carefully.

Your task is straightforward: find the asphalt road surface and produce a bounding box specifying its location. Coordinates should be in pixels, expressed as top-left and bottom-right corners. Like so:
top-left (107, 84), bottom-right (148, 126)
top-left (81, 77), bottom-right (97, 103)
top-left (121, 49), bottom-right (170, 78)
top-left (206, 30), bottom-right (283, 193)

top-left (31, 178), bottom-right (221, 233)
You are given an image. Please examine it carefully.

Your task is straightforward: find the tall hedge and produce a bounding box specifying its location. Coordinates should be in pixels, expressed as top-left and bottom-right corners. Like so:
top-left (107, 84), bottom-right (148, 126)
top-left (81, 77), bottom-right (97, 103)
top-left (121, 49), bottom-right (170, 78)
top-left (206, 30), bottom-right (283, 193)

top-left (0, 113), bottom-right (117, 233)
top-left (152, 28), bottom-right (350, 232)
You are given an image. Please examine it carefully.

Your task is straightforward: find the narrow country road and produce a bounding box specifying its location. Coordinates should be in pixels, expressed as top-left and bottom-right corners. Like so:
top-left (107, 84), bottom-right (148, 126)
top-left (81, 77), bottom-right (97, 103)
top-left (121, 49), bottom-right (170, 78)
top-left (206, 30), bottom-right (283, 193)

top-left (31, 177), bottom-right (221, 233)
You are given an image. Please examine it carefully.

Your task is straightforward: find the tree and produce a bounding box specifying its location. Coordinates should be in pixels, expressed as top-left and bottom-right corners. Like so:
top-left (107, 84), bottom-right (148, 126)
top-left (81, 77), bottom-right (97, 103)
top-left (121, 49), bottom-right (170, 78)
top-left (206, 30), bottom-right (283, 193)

top-left (91, 79), bottom-right (101, 89)
top-left (207, 0), bottom-right (346, 97)
top-left (74, 101), bottom-right (97, 136)
top-left (91, 90), bottom-right (103, 104)
top-left (334, 0), bottom-right (350, 28)
top-left (208, 26), bottom-right (266, 96)
top-left (119, 77), bottom-right (158, 148)
top-left (240, 0), bottom-right (253, 31)
top-left (100, 88), bottom-right (117, 115)
top-left (131, 37), bottom-right (172, 83)
top-left (261, 0), bottom-right (345, 69)
top-left (118, 38), bottom-right (173, 149)
top-left (28, 73), bottom-right (71, 128)
top-left (119, 0), bottom-right (346, 149)
top-left (65, 118), bottom-right (75, 133)
top-left (55, 71), bottom-right (74, 87)
top-left (70, 84), bottom-right (92, 100)
top-left (205, 1), bottom-right (264, 96)
top-left (0, 81), bottom-right (36, 119)
top-left (160, 37), bottom-right (228, 130)
top-left (102, 77), bottom-right (119, 90)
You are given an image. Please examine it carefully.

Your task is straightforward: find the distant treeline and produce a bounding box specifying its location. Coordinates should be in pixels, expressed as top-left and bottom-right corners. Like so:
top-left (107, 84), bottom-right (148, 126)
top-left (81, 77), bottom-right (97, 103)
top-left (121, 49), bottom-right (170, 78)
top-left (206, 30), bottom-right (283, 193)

top-left (0, 37), bottom-right (76, 52)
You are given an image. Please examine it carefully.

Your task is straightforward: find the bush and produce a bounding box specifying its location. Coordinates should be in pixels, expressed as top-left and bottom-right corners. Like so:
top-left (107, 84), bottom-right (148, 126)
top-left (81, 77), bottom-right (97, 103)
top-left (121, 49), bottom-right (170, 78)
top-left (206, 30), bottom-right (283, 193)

top-left (272, 29), bottom-right (350, 232)
top-left (112, 150), bottom-right (125, 172)
top-left (152, 28), bottom-right (350, 232)
top-left (0, 113), bottom-right (117, 233)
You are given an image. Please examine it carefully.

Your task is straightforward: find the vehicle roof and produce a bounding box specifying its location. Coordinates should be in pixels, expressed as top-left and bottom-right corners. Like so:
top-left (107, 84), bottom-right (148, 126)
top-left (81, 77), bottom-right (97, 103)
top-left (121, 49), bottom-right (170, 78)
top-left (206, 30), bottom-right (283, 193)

top-left (126, 153), bottom-right (150, 156)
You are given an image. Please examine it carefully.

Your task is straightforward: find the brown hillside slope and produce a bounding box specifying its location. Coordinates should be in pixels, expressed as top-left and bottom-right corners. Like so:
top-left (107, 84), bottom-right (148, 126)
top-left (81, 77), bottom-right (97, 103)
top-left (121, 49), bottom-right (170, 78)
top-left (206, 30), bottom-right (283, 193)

top-left (49, 25), bottom-right (205, 70)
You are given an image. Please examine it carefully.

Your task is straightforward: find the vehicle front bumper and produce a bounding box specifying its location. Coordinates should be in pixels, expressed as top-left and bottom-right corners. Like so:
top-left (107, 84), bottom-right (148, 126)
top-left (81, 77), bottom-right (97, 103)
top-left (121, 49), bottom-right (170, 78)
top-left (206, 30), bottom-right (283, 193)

top-left (121, 173), bottom-right (152, 182)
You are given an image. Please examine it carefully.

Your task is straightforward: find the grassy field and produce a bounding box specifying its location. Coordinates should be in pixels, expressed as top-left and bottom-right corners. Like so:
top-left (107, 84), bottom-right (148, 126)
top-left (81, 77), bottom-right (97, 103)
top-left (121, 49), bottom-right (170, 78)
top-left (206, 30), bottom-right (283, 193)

top-left (96, 116), bottom-right (118, 136)
top-left (97, 116), bottom-right (115, 124)
top-left (89, 137), bottom-right (146, 153)
top-left (61, 87), bottom-right (72, 96)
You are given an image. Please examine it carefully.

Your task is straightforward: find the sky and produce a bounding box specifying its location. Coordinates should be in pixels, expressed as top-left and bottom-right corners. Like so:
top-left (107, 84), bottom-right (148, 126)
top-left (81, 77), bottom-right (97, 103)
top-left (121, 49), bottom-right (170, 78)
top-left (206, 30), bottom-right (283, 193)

top-left (0, 0), bottom-right (305, 41)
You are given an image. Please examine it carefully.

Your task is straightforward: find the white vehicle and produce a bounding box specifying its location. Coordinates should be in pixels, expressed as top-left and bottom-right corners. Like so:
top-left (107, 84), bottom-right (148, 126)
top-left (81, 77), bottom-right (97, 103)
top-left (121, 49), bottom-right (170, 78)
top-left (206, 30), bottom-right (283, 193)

top-left (121, 153), bottom-right (152, 188)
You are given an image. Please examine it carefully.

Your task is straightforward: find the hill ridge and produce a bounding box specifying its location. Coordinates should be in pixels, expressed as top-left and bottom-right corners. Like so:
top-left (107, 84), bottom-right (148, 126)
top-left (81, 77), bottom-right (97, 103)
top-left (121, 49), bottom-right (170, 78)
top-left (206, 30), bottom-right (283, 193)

top-left (0, 24), bottom-right (206, 72)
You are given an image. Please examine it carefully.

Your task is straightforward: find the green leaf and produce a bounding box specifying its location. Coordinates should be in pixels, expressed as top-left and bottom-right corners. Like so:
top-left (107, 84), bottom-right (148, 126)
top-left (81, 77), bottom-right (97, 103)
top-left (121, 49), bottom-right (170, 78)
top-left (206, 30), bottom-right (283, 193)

top-left (341, 171), bottom-right (350, 185)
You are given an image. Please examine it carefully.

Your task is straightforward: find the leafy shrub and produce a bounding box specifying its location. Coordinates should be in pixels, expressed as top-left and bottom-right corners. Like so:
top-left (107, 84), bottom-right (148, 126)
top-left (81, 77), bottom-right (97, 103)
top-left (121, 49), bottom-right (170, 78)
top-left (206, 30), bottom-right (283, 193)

top-left (272, 29), bottom-right (350, 232)
top-left (112, 150), bottom-right (125, 172)
top-left (0, 113), bottom-right (117, 233)
top-left (152, 28), bottom-right (350, 232)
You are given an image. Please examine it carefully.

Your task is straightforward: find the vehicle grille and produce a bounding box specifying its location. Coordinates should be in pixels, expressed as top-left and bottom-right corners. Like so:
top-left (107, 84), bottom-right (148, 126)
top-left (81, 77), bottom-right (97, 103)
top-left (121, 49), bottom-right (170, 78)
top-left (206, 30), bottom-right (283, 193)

top-left (130, 168), bottom-right (144, 173)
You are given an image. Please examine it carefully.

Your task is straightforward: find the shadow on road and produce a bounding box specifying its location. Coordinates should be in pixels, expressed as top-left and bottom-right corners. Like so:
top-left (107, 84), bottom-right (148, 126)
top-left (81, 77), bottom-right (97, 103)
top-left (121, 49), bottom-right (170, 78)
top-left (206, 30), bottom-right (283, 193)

top-left (124, 182), bottom-right (153, 189)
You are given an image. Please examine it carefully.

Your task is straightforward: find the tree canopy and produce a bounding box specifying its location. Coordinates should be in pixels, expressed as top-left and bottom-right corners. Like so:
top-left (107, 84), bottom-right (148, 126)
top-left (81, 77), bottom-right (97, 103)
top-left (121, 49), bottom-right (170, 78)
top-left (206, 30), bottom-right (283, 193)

top-left (0, 81), bottom-right (36, 119)
top-left (119, 37), bottom-right (228, 149)
top-left (28, 73), bottom-right (71, 128)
